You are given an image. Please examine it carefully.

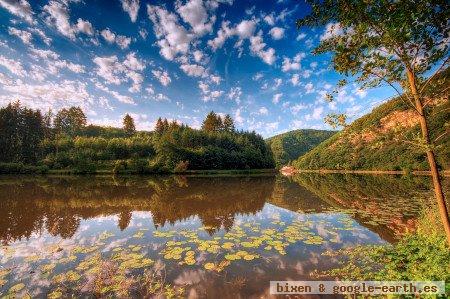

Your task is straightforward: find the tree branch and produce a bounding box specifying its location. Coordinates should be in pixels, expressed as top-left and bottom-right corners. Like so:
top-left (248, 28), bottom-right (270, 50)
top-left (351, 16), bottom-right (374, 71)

top-left (418, 56), bottom-right (450, 95)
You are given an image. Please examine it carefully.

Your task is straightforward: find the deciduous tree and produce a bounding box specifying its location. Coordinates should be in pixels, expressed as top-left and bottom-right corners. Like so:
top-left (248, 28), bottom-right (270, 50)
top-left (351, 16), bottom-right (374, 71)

top-left (297, 0), bottom-right (450, 244)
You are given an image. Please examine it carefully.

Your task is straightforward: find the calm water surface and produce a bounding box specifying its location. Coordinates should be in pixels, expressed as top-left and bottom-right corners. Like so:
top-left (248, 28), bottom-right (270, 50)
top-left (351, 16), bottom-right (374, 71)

top-left (0, 174), bottom-right (445, 298)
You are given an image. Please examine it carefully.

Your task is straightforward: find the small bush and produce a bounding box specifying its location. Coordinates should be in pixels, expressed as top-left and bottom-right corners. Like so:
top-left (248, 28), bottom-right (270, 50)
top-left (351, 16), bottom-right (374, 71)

top-left (174, 160), bottom-right (189, 173)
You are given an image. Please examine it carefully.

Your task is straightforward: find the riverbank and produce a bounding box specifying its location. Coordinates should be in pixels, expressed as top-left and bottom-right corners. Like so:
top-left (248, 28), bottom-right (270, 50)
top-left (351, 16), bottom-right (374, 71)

top-left (0, 163), bottom-right (277, 175)
top-left (282, 167), bottom-right (450, 177)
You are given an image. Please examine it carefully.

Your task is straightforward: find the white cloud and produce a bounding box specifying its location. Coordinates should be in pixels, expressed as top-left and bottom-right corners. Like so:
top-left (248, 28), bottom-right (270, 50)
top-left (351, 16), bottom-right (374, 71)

top-left (8, 27), bottom-right (32, 44)
top-left (252, 72), bottom-right (263, 81)
top-left (0, 0), bottom-right (34, 23)
top-left (228, 86), bottom-right (242, 103)
top-left (249, 31), bottom-right (276, 65)
top-left (290, 74), bottom-right (300, 86)
top-left (0, 55), bottom-right (26, 77)
top-left (152, 69), bottom-right (171, 86)
top-left (176, 0), bottom-right (215, 36)
top-left (296, 33), bottom-right (306, 41)
top-left (100, 28), bottom-right (132, 49)
top-left (291, 103), bottom-right (307, 115)
top-left (312, 106), bottom-right (323, 120)
top-left (1, 80), bottom-right (94, 111)
top-left (305, 82), bottom-right (314, 94)
top-left (120, 0), bottom-right (140, 22)
top-left (198, 80), bottom-right (222, 102)
top-left (93, 53), bottom-right (145, 91)
top-left (263, 14), bottom-right (274, 26)
top-left (30, 28), bottom-right (51, 45)
top-left (94, 81), bottom-right (135, 105)
top-left (147, 4), bottom-right (193, 61)
top-left (208, 19), bottom-right (257, 50)
top-left (281, 52), bottom-right (305, 72)
top-left (75, 18), bottom-right (94, 36)
top-left (273, 78), bottom-right (282, 89)
top-left (258, 107), bottom-right (269, 115)
top-left (234, 108), bottom-right (244, 124)
top-left (180, 64), bottom-right (206, 77)
top-left (193, 50), bottom-right (204, 63)
top-left (354, 87), bottom-right (367, 99)
top-left (269, 27), bottom-right (285, 40)
top-left (272, 93), bottom-right (282, 104)
top-left (43, 1), bottom-right (94, 40)
top-left (320, 22), bottom-right (344, 41)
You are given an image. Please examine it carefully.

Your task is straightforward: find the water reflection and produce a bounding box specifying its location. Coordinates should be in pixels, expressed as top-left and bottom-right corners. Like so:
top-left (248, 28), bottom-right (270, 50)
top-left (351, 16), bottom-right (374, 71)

top-left (0, 175), bottom-right (274, 244)
top-left (0, 174), bottom-right (443, 298)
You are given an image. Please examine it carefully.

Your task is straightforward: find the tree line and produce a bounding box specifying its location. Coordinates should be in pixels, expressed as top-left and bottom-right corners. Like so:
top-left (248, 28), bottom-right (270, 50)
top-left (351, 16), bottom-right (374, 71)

top-left (0, 102), bottom-right (274, 174)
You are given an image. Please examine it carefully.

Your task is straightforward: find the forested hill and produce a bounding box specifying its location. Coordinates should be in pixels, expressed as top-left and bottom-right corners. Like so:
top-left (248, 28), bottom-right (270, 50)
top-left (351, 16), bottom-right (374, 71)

top-left (266, 129), bottom-right (336, 167)
top-left (294, 71), bottom-right (450, 171)
top-left (0, 107), bottom-right (275, 174)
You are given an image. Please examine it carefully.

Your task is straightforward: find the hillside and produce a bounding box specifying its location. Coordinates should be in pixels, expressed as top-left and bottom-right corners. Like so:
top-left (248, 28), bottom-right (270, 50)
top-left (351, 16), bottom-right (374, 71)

top-left (266, 129), bottom-right (336, 167)
top-left (294, 73), bottom-right (450, 171)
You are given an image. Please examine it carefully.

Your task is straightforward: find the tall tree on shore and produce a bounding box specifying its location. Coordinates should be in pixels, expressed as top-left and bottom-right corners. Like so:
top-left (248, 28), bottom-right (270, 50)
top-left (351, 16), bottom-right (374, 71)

top-left (202, 111), bottom-right (222, 132)
top-left (223, 114), bottom-right (235, 132)
top-left (297, 0), bottom-right (450, 244)
top-left (0, 102), bottom-right (45, 163)
top-left (54, 107), bottom-right (87, 136)
top-left (123, 114), bottom-right (136, 135)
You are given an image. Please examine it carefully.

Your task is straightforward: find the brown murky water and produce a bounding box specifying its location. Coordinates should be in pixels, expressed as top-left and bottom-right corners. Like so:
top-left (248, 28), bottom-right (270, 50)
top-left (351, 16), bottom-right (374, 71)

top-left (0, 174), bottom-right (443, 298)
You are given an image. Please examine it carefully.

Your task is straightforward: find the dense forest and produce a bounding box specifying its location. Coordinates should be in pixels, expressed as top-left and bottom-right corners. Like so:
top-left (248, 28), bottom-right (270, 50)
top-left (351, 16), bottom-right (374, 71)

top-left (266, 129), bottom-right (336, 167)
top-left (0, 104), bottom-right (274, 174)
top-left (294, 69), bottom-right (450, 171)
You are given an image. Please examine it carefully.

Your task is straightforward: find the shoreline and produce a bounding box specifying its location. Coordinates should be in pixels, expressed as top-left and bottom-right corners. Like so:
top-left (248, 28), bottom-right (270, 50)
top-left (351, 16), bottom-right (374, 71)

top-left (287, 168), bottom-right (450, 177)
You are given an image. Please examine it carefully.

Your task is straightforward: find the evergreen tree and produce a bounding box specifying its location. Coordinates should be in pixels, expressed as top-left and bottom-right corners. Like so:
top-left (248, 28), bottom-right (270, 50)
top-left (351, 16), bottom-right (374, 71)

top-left (222, 114), bottom-right (235, 132)
top-left (155, 117), bottom-right (165, 135)
top-left (202, 111), bottom-right (222, 132)
top-left (123, 114), bottom-right (136, 135)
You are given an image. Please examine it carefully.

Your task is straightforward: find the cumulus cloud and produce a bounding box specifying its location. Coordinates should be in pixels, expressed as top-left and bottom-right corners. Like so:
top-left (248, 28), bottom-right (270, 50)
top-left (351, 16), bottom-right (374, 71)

top-left (272, 93), bottom-right (282, 104)
top-left (258, 107), bottom-right (268, 115)
top-left (208, 19), bottom-right (257, 51)
top-left (100, 28), bottom-right (132, 49)
top-left (8, 27), bottom-right (32, 44)
top-left (228, 86), bottom-right (242, 103)
top-left (305, 82), bottom-right (314, 94)
top-left (269, 27), bottom-right (285, 40)
top-left (43, 0), bottom-right (94, 40)
top-left (0, 55), bottom-right (26, 77)
top-left (0, 80), bottom-right (94, 111)
top-left (176, 0), bottom-right (216, 36)
top-left (93, 53), bottom-right (145, 92)
top-left (290, 74), bottom-right (300, 86)
top-left (291, 103), bottom-right (307, 115)
top-left (147, 4), bottom-right (193, 61)
top-left (0, 0), bottom-right (34, 23)
top-left (152, 69), bottom-right (171, 86)
top-left (198, 80), bottom-right (222, 102)
top-left (281, 52), bottom-right (305, 72)
top-left (120, 0), bottom-right (140, 22)
top-left (249, 31), bottom-right (276, 65)
top-left (94, 81), bottom-right (135, 105)
top-left (180, 64), bottom-right (206, 77)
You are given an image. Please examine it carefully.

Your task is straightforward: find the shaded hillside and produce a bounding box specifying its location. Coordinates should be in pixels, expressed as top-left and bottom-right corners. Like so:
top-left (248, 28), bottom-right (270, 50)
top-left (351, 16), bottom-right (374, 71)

top-left (266, 129), bottom-right (336, 167)
top-left (294, 71), bottom-right (450, 171)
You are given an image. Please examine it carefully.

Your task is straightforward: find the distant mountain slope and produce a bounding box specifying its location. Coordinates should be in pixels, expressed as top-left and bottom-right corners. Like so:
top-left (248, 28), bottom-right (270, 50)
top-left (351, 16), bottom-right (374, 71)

top-left (294, 72), bottom-right (449, 171)
top-left (266, 129), bottom-right (336, 167)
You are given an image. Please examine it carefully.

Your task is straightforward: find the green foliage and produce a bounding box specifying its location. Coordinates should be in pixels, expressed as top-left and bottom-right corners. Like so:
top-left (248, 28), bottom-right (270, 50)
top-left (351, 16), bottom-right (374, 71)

top-left (0, 102), bottom-right (45, 164)
top-left (320, 205), bottom-right (450, 284)
top-left (0, 163), bottom-right (49, 174)
top-left (54, 107), bottom-right (87, 136)
top-left (122, 114), bottom-right (136, 135)
top-left (0, 104), bottom-right (273, 173)
top-left (294, 70), bottom-right (450, 171)
top-left (266, 129), bottom-right (336, 167)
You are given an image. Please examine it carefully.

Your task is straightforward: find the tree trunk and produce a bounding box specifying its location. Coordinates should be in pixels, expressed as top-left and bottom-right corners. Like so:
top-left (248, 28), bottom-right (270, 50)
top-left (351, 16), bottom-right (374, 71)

top-left (406, 69), bottom-right (450, 246)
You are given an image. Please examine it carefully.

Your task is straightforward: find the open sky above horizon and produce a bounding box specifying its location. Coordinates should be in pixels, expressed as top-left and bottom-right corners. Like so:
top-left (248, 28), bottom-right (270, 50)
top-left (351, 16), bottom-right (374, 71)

top-left (0, 0), bottom-right (395, 137)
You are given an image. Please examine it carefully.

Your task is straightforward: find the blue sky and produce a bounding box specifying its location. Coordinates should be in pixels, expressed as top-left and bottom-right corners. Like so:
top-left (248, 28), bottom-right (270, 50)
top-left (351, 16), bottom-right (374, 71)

top-left (0, 0), bottom-right (395, 137)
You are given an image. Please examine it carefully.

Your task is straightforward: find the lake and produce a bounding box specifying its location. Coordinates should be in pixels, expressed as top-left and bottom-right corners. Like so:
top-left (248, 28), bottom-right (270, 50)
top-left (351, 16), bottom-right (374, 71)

top-left (0, 174), bottom-right (446, 298)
